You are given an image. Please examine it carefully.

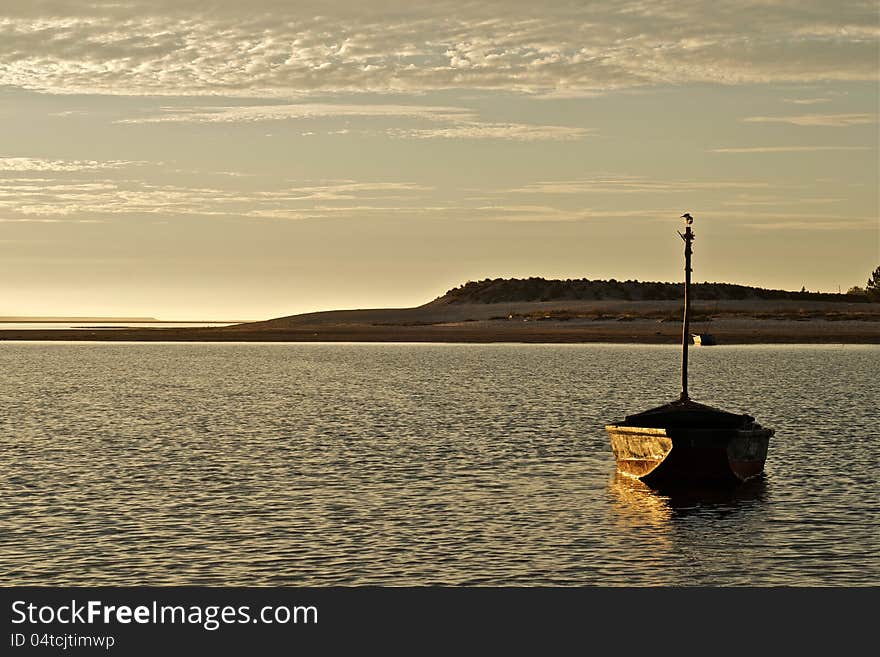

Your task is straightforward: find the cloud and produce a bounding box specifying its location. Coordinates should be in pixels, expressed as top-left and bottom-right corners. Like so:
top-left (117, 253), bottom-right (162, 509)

top-left (645, 207), bottom-right (880, 230)
top-left (505, 176), bottom-right (772, 195)
top-left (0, 165), bottom-right (698, 224)
top-left (721, 195), bottom-right (842, 206)
top-left (243, 204), bottom-right (450, 221)
top-left (469, 205), bottom-right (671, 222)
top-left (710, 145), bottom-right (871, 153)
top-left (254, 181), bottom-right (433, 201)
top-left (122, 102), bottom-right (591, 141)
top-left (0, 1), bottom-right (876, 97)
top-left (118, 104), bottom-right (473, 124)
top-left (0, 218), bottom-right (105, 224)
top-left (388, 123), bottom-right (592, 141)
top-left (743, 113), bottom-right (878, 127)
top-left (1, 156), bottom-right (872, 231)
top-left (0, 157), bottom-right (142, 172)
top-left (783, 98), bottom-right (833, 105)
top-left (738, 220), bottom-right (877, 231)
top-left (0, 174), bottom-right (435, 218)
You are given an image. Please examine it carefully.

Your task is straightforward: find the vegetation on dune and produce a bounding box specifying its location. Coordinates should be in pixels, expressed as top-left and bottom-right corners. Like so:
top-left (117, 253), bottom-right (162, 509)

top-left (495, 308), bottom-right (878, 322)
top-left (441, 276), bottom-right (878, 304)
top-left (870, 266), bottom-right (880, 300)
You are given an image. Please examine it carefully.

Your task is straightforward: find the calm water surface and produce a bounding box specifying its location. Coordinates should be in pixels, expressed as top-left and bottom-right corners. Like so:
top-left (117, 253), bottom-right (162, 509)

top-left (1, 343), bottom-right (877, 586)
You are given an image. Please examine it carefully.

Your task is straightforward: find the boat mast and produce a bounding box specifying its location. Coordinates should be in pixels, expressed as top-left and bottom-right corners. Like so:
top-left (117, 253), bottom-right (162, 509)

top-left (678, 214), bottom-right (695, 401)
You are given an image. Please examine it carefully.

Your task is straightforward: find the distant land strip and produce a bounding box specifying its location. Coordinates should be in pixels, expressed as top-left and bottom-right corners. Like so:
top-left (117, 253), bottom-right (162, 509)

top-left (1, 278), bottom-right (877, 344)
top-left (0, 316), bottom-right (159, 323)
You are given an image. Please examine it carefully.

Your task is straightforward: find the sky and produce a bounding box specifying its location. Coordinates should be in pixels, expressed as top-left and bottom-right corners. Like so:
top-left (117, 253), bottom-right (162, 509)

top-left (0, 0), bottom-right (877, 320)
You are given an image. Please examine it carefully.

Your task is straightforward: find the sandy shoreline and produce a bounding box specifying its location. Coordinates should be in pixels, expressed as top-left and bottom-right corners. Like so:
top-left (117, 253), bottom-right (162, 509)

top-left (1, 299), bottom-right (877, 344)
top-left (1, 317), bottom-right (877, 344)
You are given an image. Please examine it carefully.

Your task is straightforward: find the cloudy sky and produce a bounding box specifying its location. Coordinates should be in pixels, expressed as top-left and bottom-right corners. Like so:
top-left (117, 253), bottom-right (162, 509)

top-left (1, 0), bottom-right (877, 319)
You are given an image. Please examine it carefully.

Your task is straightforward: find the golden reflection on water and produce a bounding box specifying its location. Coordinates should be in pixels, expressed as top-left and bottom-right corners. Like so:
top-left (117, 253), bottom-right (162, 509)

top-left (609, 472), bottom-right (674, 527)
top-left (1, 343), bottom-right (875, 586)
top-left (608, 472), bottom-right (772, 584)
top-left (609, 471), bottom-right (769, 522)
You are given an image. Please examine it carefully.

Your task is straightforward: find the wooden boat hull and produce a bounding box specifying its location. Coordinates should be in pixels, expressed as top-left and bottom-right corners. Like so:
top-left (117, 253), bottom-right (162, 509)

top-left (605, 424), bottom-right (772, 484)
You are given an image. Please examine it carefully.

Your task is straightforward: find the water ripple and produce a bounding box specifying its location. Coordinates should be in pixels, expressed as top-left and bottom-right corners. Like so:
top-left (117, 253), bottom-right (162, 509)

top-left (0, 343), bottom-right (877, 586)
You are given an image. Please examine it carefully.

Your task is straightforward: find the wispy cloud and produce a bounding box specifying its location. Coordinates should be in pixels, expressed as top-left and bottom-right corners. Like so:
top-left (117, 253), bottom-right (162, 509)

top-left (0, 157), bottom-right (143, 172)
top-left (0, 174), bottom-right (435, 219)
top-left (663, 208), bottom-right (880, 231)
top-left (504, 176), bottom-right (772, 195)
top-left (118, 104), bottom-right (473, 125)
top-left (243, 204), bottom-right (451, 221)
top-left (0, 1), bottom-right (876, 97)
top-left (254, 181), bottom-right (433, 202)
top-left (0, 218), bottom-right (105, 224)
top-left (470, 205), bottom-right (671, 222)
top-left (388, 123), bottom-right (592, 141)
top-left (783, 98), bottom-right (832, 105)
top-left (710, 145), bottom-right (870, 153)
top-left (1, 158), bottom-right (872, 232)
top-left (122, 103), bottom-right (591, 141)
top-left (721, 195), bottom-right (842, 206)
top-left (743, 113), bottom-right (878, 127)
top-left (738, 220), bottom-right (877, 231)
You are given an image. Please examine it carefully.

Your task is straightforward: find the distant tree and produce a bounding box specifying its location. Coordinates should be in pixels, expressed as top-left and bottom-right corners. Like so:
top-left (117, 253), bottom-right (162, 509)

top-left (846, 286), bottom-right (866, 296)
top-left (867, 266), bottom-right (880, 300)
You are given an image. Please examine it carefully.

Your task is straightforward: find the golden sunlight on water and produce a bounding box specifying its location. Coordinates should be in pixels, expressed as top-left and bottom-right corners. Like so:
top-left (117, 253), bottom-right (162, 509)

top-left (0, 343), bottom-right (877, 586)
top-left (609, 473), bottom-right (675, 528)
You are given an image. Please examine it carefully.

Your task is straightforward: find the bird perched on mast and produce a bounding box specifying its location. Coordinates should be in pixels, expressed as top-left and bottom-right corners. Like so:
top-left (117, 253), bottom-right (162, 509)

top-left (678, 212), bottom-right (695, 242)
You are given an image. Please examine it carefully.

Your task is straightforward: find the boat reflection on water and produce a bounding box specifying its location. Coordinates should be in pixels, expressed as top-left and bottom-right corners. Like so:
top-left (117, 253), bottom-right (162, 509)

top-left (609, 470), bottom-right (768, 520)
top-left (607, 471), bottom-right (771, 585)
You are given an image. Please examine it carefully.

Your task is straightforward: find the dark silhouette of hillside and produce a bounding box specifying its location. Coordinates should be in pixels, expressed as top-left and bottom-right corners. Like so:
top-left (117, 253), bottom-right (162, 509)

top-left (439, 277), bottom-right (875, 304)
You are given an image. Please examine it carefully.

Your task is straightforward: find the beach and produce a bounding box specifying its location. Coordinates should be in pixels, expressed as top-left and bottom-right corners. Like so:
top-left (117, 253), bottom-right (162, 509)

top-left (2, 299), bottom-right (877, 343)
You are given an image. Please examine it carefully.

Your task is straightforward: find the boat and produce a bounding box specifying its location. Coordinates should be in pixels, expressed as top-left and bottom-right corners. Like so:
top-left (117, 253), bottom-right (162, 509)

top-left (605, 213), bottom-right (773, 485)
top-left (690, 301), bottom-right (718, 345)
top-left (605, 398), bottom-right (773, 485)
